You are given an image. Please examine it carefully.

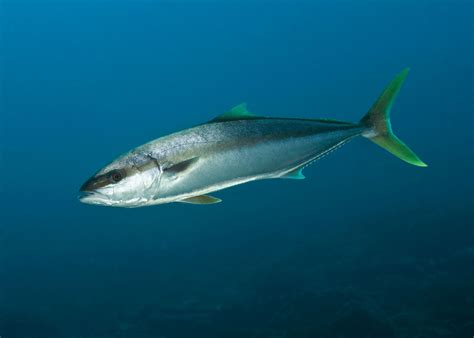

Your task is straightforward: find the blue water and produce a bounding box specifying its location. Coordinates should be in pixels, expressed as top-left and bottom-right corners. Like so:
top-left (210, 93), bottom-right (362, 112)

top-left (1, 1), bottom-right (473, 337)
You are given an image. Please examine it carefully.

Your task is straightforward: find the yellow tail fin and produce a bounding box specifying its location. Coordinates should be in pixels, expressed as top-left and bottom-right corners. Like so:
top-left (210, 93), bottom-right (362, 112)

top-left (360, 68), bottom-right (427, 167)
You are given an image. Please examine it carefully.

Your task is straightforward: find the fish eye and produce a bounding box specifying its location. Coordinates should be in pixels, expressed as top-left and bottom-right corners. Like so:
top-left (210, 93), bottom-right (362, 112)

top-left (109, 170), bottom-right (124, 183)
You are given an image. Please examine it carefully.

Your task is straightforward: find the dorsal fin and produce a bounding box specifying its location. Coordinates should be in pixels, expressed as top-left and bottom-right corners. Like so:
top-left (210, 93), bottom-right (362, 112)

top-left (210, 103), bottom-right (261, 122)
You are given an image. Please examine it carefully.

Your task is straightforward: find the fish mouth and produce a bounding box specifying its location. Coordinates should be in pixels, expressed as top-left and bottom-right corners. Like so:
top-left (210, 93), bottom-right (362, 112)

top-left (78, 189), bottom-right (110, 205)
top-left (79, 175), bottom-right (111, 205)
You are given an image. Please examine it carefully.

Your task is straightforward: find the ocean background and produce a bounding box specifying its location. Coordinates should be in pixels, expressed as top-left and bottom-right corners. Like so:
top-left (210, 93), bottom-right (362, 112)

top-left (1, 1), bottom-right (473, 337)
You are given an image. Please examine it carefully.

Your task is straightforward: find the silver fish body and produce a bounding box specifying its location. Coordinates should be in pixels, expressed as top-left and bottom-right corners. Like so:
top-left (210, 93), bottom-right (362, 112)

top-left (79, 69), bottom-right (426, 207)
top-left (137, 118), bottom-right (363, 205)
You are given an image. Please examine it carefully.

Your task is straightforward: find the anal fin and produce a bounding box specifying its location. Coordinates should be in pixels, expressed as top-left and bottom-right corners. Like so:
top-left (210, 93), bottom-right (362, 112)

top-left (280, 168), bottom-right (306, 180)
top-left (179, 195), bottom-right (222, 205)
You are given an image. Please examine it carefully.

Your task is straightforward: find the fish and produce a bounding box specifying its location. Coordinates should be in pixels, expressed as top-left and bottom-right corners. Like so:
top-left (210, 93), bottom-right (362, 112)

top-left (79, 68), bottom-right (426, 207)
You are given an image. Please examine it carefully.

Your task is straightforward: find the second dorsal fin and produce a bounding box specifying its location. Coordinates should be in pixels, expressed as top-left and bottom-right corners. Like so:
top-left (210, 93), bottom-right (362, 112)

top-left (210, 103), bottom-right (261, 122)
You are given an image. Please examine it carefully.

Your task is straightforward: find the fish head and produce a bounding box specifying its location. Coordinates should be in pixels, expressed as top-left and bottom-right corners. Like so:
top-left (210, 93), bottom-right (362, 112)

top-left (79, 152), bottom-right (162, 207)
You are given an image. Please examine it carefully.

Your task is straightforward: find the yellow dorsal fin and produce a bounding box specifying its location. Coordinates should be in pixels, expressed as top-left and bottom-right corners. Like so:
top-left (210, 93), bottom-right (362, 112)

top-left (210, 103), bottom-right (260, 122)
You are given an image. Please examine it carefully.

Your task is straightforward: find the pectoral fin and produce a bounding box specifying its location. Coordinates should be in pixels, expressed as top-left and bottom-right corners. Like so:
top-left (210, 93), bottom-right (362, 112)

top-left (179, 195), bottom-right (222, 204)
top-left (164, 157), bottom-right (199, 175)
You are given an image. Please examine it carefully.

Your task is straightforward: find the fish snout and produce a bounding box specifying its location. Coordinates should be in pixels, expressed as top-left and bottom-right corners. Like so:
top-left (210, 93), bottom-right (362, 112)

top-left (78, 175), bottom-right (113, 205)
top-left (79, 174), bottom-right (111, 192)
top-left (79, 178), bottom-right (93, 193)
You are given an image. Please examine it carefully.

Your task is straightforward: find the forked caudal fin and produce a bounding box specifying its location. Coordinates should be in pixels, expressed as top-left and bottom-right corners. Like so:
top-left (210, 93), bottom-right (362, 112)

top-left (360, 68), bottom-right (427, 167)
